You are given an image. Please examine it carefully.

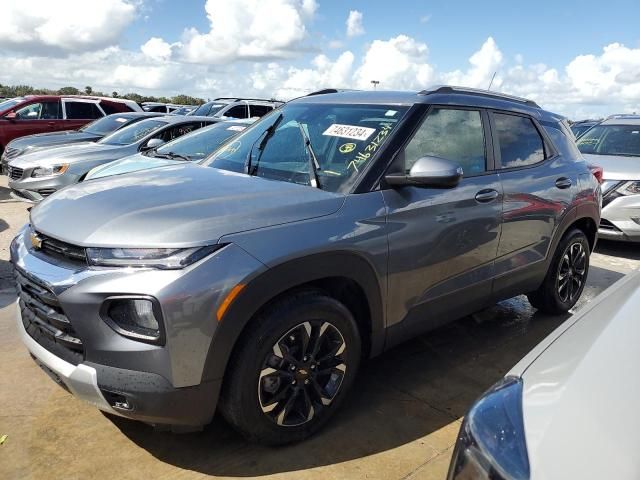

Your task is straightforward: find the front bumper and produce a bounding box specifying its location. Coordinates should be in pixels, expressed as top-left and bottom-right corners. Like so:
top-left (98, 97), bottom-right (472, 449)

top-left (8, 171), bottom-right (80, 203)
top-left (11, 227), bottom-right (266, 426)
top-left (599, 193), bottom-right (640, 242)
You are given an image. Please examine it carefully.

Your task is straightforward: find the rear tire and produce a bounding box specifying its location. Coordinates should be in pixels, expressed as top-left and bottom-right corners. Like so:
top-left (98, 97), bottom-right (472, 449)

top-left (527, 228), bottom-right (590, 314)
top-left (219, 290), bottom-right (361, 445)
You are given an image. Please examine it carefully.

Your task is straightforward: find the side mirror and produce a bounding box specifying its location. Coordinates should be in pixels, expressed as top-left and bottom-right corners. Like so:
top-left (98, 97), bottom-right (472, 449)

top-left (385, 156), bottom-right (463, 188)
top-left (141, 138), bottom-right (165, 151)
top-left (5, 112), bottom-right (17, 120)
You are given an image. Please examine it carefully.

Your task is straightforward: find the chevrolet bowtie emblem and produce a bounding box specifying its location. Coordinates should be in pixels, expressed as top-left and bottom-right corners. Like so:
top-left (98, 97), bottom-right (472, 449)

top-left (30, 232), bottom-right (43, 250)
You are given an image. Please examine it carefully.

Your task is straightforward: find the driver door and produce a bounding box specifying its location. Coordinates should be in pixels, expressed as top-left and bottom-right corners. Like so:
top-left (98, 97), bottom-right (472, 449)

top-left (383, 106), bottom-right (503, 338)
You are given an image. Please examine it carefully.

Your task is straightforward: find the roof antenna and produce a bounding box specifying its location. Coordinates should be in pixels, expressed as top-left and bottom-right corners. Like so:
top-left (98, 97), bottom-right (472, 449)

top-left (487, 72), bottom-right (497, 91)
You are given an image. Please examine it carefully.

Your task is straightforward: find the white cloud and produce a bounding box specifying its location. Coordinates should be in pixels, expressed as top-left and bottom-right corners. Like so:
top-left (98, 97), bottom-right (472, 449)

top-left (442, 37), bottom-right (503, 89)
top-left (0, 0), bottom-right (138, 54)
top-left (420, 15), bottom-right (432, 24)
top-left (179, 0), bottom-right (317, 64)
top-left (141, 37), bottom-right (175, 62)
top-left (346, 10), bottom-right (365, 37)
top-left (353, 35), bottom-right (434, 89)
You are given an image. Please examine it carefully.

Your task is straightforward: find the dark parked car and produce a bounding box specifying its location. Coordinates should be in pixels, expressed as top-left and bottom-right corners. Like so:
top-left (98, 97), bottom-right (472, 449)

top-left (6, 115), bottom-right (217, 202)
top-left (1, 112), bottom-right (163, 171)
top-left (0, 95), bottom-right (141, 156)
top-left (570, 119), bottom-right (601, 138)
top-left (11, 87), bottom-right (600, 445)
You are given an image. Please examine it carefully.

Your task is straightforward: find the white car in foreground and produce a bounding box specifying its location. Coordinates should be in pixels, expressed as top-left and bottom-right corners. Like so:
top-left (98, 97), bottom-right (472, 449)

top-left (448, 270), bottom-right (640, 480)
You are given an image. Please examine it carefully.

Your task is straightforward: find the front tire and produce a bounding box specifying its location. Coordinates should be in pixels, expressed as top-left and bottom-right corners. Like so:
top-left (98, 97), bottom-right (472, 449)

top-left (527, 228), bottom-right (590, 314)
top-left (220, 290), bottom-right (361, 445)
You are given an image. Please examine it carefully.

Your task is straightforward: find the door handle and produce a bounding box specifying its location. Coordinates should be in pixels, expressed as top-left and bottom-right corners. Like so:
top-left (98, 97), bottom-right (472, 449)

top-left (475, 189), bottom-right (499, 203)
top-left (555, 177), bottom-right (572, 189)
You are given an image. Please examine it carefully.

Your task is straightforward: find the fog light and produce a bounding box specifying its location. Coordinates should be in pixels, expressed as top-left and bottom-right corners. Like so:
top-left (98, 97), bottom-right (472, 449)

top-left (102, 297), bottom-right (163, 344)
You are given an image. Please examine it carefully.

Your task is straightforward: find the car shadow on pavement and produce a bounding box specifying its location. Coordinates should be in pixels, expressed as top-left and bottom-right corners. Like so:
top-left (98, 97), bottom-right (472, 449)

top-left (0, 185), bottom-right (13, 202)
top-left (595, 239), bottom-right (640, 261)
top-left (108, 281), bottom-right (616, 477)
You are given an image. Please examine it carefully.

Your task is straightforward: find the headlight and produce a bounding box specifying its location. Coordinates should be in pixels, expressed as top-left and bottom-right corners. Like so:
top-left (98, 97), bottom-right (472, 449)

top-left (447, 377), bottom-right (529, 480)
top-left (86, 244), bottom-right (225, 269)
top-left (31, 164), bottom-right (69, 177)
top-left (615, 181), bottom-right (640, 196)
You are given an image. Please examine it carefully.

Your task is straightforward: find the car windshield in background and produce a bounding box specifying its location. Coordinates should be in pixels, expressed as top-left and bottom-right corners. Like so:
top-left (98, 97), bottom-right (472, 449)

top-left (80, 115), bottom-right (133, 137)
top-left (192, 103), bottom-right (226, 116)
top-left (577, 124), bottom-right (640, 157)
top-left (204, 103), bottom-right (409, 193)
top-left (154, 123), bottom-right (246, 161)
top-left (0, 97), bottom-right (23, 112)
top-left (99, 119), bottom-right (167, 146)
top-left (571, 124), bottom-right (594, 138)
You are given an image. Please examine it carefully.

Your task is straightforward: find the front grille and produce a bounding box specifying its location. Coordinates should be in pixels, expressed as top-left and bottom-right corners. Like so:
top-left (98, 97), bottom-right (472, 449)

top-left (7, 166), bottom-right (24, 180)
top-left (38, 189), bottom-right (57, 198)
top-left (599, 219), bottom-right (621, 232)
top-left (4, 146), bottom-right (21, 160)
top-left (14, 267), bottom-right (84, 365)
top-left (36, 231), bottom-right (87, 264)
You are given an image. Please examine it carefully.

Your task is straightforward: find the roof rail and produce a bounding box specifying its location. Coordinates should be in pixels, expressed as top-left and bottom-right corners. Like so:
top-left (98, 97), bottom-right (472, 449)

top-left (305, 88), bottom-right (360, 97)
top-left (213, 97), bottom-right (284, 103)
top-left (605, 113), bottom-right (640, 120)
top-left (419, 85), bottom-right (540, 108)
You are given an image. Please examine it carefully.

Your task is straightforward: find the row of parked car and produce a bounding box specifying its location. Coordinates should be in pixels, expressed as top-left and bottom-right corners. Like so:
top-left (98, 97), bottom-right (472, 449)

top-left (2, 85), bottom-right (638, 478)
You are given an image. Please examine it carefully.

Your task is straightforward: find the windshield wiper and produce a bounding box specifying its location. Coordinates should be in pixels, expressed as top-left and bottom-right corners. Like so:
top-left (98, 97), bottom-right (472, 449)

top-left (154, 151), bottom-right (191, 162)
top-left (245, 112), bottom-right (284, 175)
top-left (297, 122), bottom-right (321, 189)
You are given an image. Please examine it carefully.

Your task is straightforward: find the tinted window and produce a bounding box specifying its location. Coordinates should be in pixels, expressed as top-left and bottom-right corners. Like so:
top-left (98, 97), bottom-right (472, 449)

top-left (100, 119), bottom-right (167, 145)
top-left (100, 101), bottom-right (126, 115)
top-left (249, 105), bottom-right (273, 118)
top-left (576, 124), bottom-right (640, 157)
top-left (153, 122), bottom-right (207, 143)
top-left (402, 108), bottom-right (486, 176)
top-left (224, 105), bottom-right (249, 119)
top-left (205, 103), bottom-right (409, 193)
top-left (66, 101), bottom-right (103, 119)
top-left (81, 115), bottom-right (136, 136)
top-left (155, 123), bottom-right (244, 161)
top-left (15, 101), bottom-right (61, 120)
top-left (494, 113), bottom-right (545, 168)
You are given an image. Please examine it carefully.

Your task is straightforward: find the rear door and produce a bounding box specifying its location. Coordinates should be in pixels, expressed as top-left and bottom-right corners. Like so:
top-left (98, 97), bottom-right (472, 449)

top-left (383, 106), bottom-right (503, 337)
top-left (62, 99), bottom-right (104, 130)
top-left (490, 111), bottom-right (576, 297)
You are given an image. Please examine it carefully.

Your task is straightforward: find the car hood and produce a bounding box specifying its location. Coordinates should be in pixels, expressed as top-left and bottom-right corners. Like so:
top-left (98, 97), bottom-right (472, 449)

top-left (84, 153), bottom-right (182, 180)
top-left (31, 163), bottom-right (345, 247)
top-left (9, 142), bottom-right (126, 168)
top-left (583, 153), bottom-right (640, 181)
top-left (8, 131), bottom-right (102, 156)
top-left (510, 272), bottom-right (640, 479)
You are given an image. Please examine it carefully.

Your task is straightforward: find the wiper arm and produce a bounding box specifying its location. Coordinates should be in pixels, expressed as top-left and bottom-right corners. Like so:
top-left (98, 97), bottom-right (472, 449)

top-left (297, 122), bottom-right (321, 189)
top-left (245, 112), bottom-right (284, 175)
top-left (154, 151), bottom-right (191, 161)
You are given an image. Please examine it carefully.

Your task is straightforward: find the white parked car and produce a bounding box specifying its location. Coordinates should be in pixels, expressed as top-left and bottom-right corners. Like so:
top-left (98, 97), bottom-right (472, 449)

top-left (448, 270), bottom-right (640, 480)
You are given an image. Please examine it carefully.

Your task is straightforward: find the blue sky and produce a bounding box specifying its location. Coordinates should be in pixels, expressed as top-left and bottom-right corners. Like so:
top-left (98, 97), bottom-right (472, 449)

top-left (1, 0), bottom-right (640, 118)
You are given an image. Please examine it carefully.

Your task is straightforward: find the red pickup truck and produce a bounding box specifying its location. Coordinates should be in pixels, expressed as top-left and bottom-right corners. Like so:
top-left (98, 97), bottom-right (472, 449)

top-left (0, 95), bottom-right (142, 156)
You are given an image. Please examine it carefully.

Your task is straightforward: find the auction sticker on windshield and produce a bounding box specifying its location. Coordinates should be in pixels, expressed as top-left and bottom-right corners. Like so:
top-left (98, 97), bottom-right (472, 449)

top-left (323, 124), bottom-right (376, 141)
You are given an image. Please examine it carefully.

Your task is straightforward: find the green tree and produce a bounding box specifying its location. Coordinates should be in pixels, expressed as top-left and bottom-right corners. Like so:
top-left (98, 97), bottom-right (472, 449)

top-left (85, 86), bottom-right (93, 95)
top-left (112, 91), bottom-right (118, 98)
top-left (58, 86), bottom-right (80, 95)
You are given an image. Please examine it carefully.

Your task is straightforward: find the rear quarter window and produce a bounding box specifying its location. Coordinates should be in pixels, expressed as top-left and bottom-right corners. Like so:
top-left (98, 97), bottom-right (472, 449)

top-left (543, 123), bottom-right (583, 160)
top-left (493, 113), bottom-right (545, 168)
top-left (66, 102), bottom-right (103, 120)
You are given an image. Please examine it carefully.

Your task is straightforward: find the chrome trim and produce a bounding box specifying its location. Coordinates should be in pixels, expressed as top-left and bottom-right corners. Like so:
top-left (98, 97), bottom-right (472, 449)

top-left (16, 301), bottom-right (116, 413)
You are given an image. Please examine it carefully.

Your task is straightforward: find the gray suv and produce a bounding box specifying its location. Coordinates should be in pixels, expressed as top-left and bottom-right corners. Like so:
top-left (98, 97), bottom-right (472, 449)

top-left (11, 87), bottom-right (600, 444)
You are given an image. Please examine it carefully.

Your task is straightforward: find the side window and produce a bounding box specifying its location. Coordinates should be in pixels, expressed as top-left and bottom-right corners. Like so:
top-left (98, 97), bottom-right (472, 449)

top-left (249, 105), bottom-right (273, 118)
top-left (100, 101), bottom-right (124, 115)
top-left (224, 105), bottom-right (249, 119)
top-left (155, 122), bottom-right (201, 142)
top-left (65, 101), bottom-right (103, 119)
top-left (40, 101), bottom-right (62, 119)
top-left (493, 113), bottom-right (545, 169)
top-left (15, 103), bottom-right (42, 119)
top-left (402, 108), bottom-right (486, 176)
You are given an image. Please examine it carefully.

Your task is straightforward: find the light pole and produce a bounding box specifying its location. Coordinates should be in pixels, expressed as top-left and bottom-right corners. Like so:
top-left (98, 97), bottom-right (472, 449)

top-left (371, 80), bottom-right (380, 90)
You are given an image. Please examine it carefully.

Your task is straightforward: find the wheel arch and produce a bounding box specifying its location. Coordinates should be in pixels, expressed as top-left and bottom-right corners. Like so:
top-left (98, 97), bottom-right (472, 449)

top-left (201, 251), bottom-right (386, 385)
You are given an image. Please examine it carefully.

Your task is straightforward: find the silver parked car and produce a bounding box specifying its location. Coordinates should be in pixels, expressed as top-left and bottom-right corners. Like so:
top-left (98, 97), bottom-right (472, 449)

top-left (577, 114), bottom-right (640, 242)
top-left (448, 270), bottom-right (640, 480)
top-left (6, 115), bottom-right (217, 202)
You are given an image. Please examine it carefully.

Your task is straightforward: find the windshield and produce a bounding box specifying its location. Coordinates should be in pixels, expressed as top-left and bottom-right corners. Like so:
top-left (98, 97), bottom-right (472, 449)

top-left (0, 97), bottom-right (23, 113)
top-left (577, 124), bottom-right (640, 157)
top-left (192, 102), bottom-right (226, 117)
top-left (203, 102), bottom-right (409, 193)
top-left (80, 115), bottom-right (135, 136)
top-left (571, 124), bottom-right (595, 139)
top-left (99, 119), bottom-right (167, 146)
top-left (153, 122), bottom-right (246, 161)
